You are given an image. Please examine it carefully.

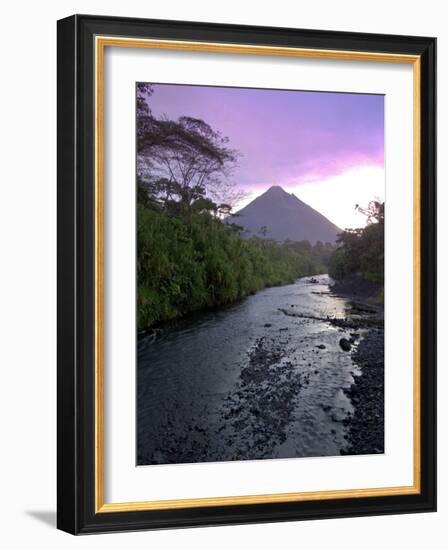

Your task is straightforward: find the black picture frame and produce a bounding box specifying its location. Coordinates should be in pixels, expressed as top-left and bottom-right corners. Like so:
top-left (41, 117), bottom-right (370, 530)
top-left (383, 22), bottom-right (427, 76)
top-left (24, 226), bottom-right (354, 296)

top-left (57, 14), bottom-right (436, 534)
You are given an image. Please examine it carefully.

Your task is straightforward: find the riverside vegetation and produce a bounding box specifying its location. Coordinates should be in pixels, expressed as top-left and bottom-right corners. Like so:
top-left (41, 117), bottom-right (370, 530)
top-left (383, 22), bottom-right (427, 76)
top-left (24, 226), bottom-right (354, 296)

top-left (138, 199), bottom-right (334, 328)
top-left (329, 201), bottom-right (384, 290)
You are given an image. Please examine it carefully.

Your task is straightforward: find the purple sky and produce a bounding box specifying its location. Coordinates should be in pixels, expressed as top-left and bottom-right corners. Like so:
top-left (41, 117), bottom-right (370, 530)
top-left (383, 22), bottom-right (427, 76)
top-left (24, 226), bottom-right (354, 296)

top-left (143, 83), bottom-right (384, 228)
top-left (146, 84), bottom-right (383, 188)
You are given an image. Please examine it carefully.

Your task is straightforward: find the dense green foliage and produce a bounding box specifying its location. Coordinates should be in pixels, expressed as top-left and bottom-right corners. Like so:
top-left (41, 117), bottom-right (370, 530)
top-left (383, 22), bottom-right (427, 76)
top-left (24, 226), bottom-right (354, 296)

top-left (138, 203), bottom-right (331, 328)
top-left (328, 201), bottom-right (384, 284)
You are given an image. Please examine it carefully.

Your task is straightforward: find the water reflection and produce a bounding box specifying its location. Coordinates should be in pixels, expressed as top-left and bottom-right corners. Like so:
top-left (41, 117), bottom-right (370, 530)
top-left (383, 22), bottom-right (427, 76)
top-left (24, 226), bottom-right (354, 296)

top-left (137, 275), bottom-right (359, 465)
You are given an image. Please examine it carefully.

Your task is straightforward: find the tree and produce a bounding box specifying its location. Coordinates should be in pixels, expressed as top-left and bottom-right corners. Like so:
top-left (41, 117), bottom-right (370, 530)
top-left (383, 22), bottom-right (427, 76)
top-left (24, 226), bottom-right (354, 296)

top-left (136, 83), bottom-right (243, 213)
top-left (138, 112), bottom-right (239, 210)
top-left (329, 201), bottom-right (384, 284)
top-left (355, 200), bottom-right (384, 225)
top-left (136, 83), bottom-right (153, 117)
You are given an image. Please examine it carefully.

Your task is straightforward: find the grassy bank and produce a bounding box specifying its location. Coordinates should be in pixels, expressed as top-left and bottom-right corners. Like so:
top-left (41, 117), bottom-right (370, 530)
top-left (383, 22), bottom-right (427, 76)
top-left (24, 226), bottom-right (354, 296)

top-left (138, 205), bottom-right (331, 329)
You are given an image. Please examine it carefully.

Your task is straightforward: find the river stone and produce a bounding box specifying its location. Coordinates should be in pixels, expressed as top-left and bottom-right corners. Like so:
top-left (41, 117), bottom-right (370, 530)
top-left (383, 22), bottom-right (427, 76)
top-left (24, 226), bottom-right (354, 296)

top-left (339, 338), bottom-right (352, 352)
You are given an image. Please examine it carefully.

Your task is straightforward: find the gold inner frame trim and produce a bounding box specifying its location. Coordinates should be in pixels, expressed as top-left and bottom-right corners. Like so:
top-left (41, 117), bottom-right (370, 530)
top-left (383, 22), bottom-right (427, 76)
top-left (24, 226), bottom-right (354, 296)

top-left (94, 35), bottom-right (421, 514)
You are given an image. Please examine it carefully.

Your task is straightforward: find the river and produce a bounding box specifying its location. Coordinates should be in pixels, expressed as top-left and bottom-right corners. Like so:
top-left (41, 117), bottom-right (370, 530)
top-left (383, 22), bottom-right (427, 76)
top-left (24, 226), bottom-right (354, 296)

top-left (137, 274), bottom-right (361, 465)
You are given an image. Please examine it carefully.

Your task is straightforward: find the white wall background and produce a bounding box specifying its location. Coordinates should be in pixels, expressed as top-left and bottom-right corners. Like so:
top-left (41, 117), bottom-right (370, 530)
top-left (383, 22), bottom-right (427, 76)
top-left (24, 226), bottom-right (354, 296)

top-left (0, 1), bottom-right (444, 547)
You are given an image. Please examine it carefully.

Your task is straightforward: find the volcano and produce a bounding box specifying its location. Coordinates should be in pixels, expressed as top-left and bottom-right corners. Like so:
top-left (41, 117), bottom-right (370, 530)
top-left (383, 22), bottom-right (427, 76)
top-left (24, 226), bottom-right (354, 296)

top-left (230, 186), bottom-right (341, 244)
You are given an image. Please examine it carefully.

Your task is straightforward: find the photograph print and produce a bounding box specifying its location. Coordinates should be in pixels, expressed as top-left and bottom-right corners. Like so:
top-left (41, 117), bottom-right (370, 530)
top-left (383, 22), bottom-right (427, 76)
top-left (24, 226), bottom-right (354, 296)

top-left (136, 82), bottom-right (385, 466)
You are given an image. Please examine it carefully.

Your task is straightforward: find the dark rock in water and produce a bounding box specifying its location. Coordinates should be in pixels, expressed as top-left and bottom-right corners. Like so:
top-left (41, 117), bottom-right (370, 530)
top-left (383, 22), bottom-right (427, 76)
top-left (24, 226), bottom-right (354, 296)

top-left (316, 344), bottom-right (326, 349)
top-left (264, 323), bottom-right (272, 328)
top-left (339, 338), bottom-right (352, 351)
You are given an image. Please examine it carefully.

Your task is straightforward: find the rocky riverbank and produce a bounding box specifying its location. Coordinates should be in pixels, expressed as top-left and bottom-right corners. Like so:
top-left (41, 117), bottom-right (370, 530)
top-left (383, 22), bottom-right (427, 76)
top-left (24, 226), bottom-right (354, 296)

top-left (219, 336), bottom-right (309, 460)
top-left (330, 273), bottom-right (383, 305)
top-left (330, 276), bottom-right (384, 455)
top-left (342, 326), bottom-right (384, 455)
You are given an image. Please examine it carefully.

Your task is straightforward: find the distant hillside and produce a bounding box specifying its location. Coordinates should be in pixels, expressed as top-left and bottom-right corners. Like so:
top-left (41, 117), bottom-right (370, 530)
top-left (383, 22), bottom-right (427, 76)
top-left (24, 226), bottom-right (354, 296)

top-left (230, 185), bottom-right (341, 244)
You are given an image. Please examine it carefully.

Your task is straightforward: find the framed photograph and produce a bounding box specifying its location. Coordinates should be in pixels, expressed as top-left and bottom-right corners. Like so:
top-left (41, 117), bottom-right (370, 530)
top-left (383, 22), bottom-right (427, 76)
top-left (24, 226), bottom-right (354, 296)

top-left (57, 14), bottom-right (436, 534)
